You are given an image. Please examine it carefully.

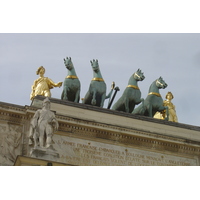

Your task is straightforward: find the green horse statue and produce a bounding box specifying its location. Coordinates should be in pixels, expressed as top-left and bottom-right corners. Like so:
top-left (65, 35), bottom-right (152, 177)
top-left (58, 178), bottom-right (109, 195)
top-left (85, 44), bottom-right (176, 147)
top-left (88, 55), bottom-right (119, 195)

top-left (82, 59), bottom-right (114, 107)
top-left (111, 69), bottom-right (145, 113)
top-left (61, 57), bottom-right (81, 103)
top-left (132, 77), bottom-right (169, 120)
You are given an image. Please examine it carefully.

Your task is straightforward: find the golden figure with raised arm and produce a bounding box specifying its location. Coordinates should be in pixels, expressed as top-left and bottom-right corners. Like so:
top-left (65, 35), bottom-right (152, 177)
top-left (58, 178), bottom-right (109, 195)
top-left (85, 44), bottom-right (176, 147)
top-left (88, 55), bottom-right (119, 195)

top-left (30, 66), bottom-right (62, 100)
top-left (154, 91), bottom-right (178, 122)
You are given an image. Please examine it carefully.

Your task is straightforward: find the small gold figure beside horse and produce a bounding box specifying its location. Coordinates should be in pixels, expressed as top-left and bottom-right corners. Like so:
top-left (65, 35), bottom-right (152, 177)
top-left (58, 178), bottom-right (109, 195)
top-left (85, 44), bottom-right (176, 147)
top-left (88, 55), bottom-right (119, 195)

top-left (154, 92), bottom-right (178, 122)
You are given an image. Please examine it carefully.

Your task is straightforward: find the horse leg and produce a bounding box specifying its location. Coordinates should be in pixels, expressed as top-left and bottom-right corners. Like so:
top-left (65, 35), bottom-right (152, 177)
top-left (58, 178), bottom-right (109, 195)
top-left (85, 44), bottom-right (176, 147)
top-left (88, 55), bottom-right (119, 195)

top-left (74, 89), bottom-right (80, 103)
top-left (82, 91), bottom-right (90, 104)
top-left (62, 85), bottom-right (69, 100)
top-left (91, 91), bottom-right (96, 106)
top-left (100, 93), bottom-right (106, 107)
top-left (139, 98), bottom-right (144, 105)
top-left (134, 98), bottom-right (144, 108)
top-left (105, 88), bottom-right (114, 99)
top-left (148, 104), bottom-right (153, 117)
top-left (124, 99), bottom-right (130, 113)
top-left (158, 106), bottom-right (169, 121)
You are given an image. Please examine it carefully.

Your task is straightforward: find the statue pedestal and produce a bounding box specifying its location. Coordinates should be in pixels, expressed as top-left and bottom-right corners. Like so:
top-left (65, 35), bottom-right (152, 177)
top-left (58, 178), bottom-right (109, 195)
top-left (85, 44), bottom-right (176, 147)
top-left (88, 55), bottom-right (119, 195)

top-left (30, 147), bottom-right (59, 162)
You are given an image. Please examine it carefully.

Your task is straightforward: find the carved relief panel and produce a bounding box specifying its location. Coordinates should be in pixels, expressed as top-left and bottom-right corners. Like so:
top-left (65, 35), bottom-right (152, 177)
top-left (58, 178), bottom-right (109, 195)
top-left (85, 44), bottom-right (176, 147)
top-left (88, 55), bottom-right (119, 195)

top-left (0, 122), bottom-right (23, 165)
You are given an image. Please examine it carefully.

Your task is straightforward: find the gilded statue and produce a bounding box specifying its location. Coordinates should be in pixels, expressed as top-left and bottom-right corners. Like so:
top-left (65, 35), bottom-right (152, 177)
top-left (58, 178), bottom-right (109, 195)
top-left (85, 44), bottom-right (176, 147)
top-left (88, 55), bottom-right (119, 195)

top-left (30, 66), bottom-right (62, 100)
top-left (154, 92), bottom-right (178, 122)
top-left (29, 97), bottom-right (59, 149)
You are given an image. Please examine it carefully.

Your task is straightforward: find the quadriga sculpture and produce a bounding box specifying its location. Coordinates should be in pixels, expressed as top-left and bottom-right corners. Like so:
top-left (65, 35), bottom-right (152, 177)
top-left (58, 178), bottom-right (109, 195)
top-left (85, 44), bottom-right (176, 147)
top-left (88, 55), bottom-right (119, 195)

top-left (61, 57), bottom-right (81, 103)
top-left (112, 69), bottom-right (145, 113)
top-left (82, 59), bottom-right (114, 107)
top-left (132, 77), bottom-right (169, 120)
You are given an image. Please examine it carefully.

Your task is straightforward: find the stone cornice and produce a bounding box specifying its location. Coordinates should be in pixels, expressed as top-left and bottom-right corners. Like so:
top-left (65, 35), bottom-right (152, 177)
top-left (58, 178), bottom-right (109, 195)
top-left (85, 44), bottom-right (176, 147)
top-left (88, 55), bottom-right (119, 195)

top-left (1, 99), bottom-right (200, 151)
top-left (0, 101), bottom-right (25, 113)
top-left (1, 99), bottom-right (200, 158)
top-left (32, 96), bottom-right (200, 132)
top-left (57, 121), bottom-right (200, 157)
top-left (1, 97), bottom-right (200, 133)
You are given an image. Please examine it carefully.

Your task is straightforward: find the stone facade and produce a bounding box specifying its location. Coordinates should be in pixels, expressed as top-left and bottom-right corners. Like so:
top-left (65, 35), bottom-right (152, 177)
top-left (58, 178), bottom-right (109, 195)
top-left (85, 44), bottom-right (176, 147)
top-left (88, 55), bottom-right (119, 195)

top-left (1, 96), bottom-right (200, 166)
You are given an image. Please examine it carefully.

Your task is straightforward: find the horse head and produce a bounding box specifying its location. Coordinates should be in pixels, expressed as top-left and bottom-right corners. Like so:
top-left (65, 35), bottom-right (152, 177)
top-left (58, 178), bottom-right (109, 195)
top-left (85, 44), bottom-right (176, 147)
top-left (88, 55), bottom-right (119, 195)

top-left (90, 59), bottom-right (99, 73)
top-left (64, 57), bottom-right (74, 71)
top-left (133, 69), bottom-right (145, 81)
top-left (156, 77), bottom-right (168, 89)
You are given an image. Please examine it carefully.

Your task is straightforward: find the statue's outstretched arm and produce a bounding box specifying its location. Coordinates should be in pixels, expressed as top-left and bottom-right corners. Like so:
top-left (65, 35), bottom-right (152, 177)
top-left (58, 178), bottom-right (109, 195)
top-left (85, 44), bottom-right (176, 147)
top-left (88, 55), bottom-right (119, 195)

top-left (48, 78), bottom-right (63, 88)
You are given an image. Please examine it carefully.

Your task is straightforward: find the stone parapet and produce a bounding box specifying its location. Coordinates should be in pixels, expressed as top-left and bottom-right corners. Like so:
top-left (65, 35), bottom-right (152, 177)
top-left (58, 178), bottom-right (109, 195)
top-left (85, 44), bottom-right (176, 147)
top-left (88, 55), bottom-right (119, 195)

top-left (0, 96), bottom-right (200, 166)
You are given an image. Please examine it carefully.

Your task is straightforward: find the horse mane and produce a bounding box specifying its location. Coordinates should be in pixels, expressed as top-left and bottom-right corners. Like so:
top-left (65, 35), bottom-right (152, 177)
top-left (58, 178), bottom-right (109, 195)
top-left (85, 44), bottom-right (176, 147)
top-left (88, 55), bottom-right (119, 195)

top-left (148, 80), bottom-right (157, 93)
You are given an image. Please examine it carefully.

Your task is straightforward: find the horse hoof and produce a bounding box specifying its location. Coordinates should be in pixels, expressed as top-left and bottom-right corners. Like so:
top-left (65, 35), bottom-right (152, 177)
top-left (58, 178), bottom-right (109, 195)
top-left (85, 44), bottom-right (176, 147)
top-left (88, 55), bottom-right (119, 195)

top-left (91, 99), bottom-right (96, 105)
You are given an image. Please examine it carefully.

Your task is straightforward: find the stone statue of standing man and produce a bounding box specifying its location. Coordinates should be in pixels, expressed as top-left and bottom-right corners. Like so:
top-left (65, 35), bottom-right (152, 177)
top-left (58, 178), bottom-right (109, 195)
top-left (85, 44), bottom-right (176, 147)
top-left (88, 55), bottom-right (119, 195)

top-left (29, 97), bottom-right (59, 149)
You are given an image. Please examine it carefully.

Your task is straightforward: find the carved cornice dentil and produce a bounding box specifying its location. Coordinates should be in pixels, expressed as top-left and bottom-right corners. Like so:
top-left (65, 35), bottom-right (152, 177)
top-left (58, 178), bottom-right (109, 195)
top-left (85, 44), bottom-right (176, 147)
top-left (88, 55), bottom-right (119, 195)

top-left (0, 102), bottom-right (200, 157)
top-left (56, 115), bottom-right (200, 156)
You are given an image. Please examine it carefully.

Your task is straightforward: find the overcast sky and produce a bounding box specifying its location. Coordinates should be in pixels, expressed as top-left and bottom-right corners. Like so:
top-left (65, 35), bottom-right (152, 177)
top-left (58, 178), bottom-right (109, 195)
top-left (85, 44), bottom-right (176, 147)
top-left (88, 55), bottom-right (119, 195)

top-left (0, 33), bottom-right (200, 126)
top-left (1, 1), bottom-right (200, 198)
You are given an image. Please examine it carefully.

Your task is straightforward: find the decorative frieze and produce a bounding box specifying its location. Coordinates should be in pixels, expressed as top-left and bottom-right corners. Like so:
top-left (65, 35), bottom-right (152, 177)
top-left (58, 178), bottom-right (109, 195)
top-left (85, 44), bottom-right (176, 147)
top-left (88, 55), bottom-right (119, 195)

top-left (0, 122), bottom-right (23, 165)
top-left (52, 135), bottom-right (198, 166)
top-left (1, 99), bottom-right (200, 166)
top-left (56, 120), bottom-right (200, 156)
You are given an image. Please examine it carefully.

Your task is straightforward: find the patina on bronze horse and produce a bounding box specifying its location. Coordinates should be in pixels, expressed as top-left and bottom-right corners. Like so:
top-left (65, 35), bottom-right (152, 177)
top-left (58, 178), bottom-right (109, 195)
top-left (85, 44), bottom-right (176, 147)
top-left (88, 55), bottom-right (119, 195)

top-left (132, 77), bottom-right (169, 120)
top-left (112, 69), bottom-right (145, 113)
top-left (82, 59), bottom-right (114, 107)
top-left (61, 57), bottom-right (81, 103)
